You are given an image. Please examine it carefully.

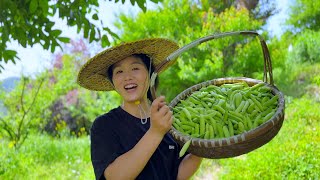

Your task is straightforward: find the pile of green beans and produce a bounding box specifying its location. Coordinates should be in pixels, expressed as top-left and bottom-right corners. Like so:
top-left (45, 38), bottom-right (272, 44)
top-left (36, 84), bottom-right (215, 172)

top-left (173, 82), bottom-right (279, 140)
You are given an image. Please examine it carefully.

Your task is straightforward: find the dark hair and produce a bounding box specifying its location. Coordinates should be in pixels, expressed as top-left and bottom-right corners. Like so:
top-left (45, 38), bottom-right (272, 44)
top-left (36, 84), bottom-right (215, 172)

top-left (107, 54), bottom-right (158, 101)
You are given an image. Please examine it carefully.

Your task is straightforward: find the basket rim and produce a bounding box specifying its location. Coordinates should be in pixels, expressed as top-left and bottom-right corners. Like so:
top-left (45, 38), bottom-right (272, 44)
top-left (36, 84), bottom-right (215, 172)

top-left (169, 77), bottom-right (285, 148)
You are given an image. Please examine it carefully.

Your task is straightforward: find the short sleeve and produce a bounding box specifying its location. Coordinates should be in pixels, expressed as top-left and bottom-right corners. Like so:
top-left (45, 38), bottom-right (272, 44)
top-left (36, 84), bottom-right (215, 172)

top-left (90, 116), bottom-right (123, 180)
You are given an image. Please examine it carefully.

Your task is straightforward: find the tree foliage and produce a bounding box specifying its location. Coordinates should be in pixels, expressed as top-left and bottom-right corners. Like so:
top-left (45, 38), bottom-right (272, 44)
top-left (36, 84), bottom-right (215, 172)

top-left (287, 0), bottom-right (320, 32)
top-left (289, 30), bottom-right (320, 64)
top-left (0, 0), bottom-right (161, 71)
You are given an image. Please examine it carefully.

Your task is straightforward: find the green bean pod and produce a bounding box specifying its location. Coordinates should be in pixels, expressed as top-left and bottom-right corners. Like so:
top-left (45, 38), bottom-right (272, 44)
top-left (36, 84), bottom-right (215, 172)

top-left (179, 139), bottom-right (192, 157)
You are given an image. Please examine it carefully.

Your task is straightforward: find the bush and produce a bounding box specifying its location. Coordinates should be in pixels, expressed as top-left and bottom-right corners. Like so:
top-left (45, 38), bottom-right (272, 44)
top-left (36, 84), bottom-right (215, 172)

top-left (289, 30), bottom-right (320, 64)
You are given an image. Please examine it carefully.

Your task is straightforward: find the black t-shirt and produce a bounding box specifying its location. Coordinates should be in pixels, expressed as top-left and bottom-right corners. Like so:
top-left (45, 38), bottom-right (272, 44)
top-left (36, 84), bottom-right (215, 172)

top-left (90, 106), bottom-right (185, 180)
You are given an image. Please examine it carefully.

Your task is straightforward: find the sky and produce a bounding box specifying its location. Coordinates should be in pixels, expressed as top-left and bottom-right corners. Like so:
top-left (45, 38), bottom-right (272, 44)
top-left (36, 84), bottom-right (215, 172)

top-left (0, 0), bottom-right (291, 81)
top-left (266, 0), bottom-right (292, 37)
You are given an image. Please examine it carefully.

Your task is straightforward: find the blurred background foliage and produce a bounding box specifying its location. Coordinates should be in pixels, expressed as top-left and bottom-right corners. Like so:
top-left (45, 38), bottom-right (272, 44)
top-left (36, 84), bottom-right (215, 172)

top-left (0, 0), bottom-right (319, 179)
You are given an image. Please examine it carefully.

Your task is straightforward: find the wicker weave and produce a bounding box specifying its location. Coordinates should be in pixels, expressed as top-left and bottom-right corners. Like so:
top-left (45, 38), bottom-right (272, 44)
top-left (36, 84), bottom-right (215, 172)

top-left (150, 31), bottom-right (285, 159)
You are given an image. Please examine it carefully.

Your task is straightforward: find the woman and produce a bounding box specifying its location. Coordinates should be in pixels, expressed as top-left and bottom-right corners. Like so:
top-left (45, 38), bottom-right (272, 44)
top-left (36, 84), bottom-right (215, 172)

top-left (77, 38), bottom-right (202, 180)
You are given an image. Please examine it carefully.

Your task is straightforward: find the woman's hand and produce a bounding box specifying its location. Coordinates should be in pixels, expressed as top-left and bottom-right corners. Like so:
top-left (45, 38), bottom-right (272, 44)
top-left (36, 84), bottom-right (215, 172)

top-left (149, 96), bottom-right (173, 136)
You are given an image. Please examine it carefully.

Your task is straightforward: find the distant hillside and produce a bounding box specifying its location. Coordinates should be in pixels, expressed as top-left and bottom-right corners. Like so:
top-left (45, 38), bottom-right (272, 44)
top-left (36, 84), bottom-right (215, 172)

top-left (0, 101), bottom-right (7, 117)
top-left (0, 76), bottom-right (20, 117)
top-left (1, 76), bottom-right (20, 92)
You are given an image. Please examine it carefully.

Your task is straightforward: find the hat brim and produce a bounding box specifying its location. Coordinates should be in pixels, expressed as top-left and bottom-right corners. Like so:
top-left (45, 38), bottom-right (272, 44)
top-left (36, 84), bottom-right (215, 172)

top-left (77, 38), bottom-right (179, 91)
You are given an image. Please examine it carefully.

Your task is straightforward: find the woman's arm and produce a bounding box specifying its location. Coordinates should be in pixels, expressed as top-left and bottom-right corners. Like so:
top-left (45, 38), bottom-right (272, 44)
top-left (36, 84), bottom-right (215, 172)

top-left (104, 129), bottom-right (164, 179)
top-left (177, 154), bottom-right (203, 180)
top-left (104, 96), bottom-right (173, 179)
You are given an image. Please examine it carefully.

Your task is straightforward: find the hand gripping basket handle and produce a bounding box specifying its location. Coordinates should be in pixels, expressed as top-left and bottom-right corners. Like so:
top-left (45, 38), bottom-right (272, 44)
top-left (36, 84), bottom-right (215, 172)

top-left (150, 31), bottom-right (273, 101)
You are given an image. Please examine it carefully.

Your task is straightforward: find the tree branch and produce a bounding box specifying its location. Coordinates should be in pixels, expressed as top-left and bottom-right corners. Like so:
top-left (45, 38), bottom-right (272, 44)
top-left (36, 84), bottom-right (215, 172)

top-left (17, 78), bottom-right (44, 139)
top-left (0, 117), bottom-right (15, 140)
top-left (20, 77), bottom-right (27, 113)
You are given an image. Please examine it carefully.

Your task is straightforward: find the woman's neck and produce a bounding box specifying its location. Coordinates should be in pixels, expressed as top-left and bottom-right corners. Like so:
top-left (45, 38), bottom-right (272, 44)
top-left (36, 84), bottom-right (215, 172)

top-left (121, 99), bottom-right (151, 119)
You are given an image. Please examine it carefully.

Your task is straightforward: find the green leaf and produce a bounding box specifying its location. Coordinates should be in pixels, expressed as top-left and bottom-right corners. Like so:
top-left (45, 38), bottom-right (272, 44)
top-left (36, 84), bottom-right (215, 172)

top-left (92, 13), bottom-right (98, 20)
top-left (44, 21), bottom-right (55, 32)
top-left (51, 30), bottom-right (62, 36)
top-left (29, 0), bottom-right (38, 13)
top-left (101, 35), bottom-right (110, 47)
top-left (38, 0), bottom-right (49, 14)
top-left (2, 26), bottom-right (9, 43)
top-left (89, 29), bottom-right (96, 43)
top-left (15, 28), bottom-right (27, 48)
top-left (20, 38), bottom-right (27, 48)
top-left (83, 26), bottom-right (89, 38)
top-left (150, 0), bottom-right (161, 3)
top-left (136, 0), bottom-right (146, 12)
top-left (103, 27), bottom-right (119, 39)
top-left (6, 50), bottom-right (17, 57)
top-left (43, 40), bottom-right (50, 50)
top-left (3, 50), bottom-right (18, 63)
top-left (50, 41), bottom-right (56, 53)
top-left (58, 37), bottom-right (70, 43)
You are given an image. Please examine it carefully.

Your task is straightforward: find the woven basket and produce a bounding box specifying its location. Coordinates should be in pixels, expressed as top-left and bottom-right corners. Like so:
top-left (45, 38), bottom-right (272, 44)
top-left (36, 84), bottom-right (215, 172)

top-left (150, 31), bottom-right (285, 159)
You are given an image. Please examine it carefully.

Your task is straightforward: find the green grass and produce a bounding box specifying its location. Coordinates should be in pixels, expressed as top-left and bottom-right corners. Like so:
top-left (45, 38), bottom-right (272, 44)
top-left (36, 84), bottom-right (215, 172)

top-left (0, 134), bottom-right (94, 179)
top-left (276, 63), bottom-right (320, 98)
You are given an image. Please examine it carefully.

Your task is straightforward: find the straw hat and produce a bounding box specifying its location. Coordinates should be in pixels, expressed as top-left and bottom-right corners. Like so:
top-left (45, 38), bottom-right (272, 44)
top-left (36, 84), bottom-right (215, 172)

top-left (77, 38), bottom-right (179, 91)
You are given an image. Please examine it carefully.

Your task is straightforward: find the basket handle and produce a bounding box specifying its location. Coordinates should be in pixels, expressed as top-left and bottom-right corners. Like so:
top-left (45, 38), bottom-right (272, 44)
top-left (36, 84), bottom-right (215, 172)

top-left (150, 31), bottom-right (274, 101)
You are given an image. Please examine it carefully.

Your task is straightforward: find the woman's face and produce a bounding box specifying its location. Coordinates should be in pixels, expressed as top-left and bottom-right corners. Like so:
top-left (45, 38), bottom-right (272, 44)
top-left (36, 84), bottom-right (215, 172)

top-left (112, 56), bottom-right (149, 104)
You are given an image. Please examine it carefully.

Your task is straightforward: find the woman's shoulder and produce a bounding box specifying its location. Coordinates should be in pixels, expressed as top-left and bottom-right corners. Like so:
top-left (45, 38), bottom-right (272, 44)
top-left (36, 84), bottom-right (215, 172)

top-left (91, 106), bottom-right (122, 129)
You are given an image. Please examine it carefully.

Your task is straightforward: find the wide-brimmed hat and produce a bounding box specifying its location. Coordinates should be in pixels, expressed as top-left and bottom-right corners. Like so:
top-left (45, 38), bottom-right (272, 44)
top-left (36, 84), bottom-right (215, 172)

top-left (77, 38), bottom-right (179, 91)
